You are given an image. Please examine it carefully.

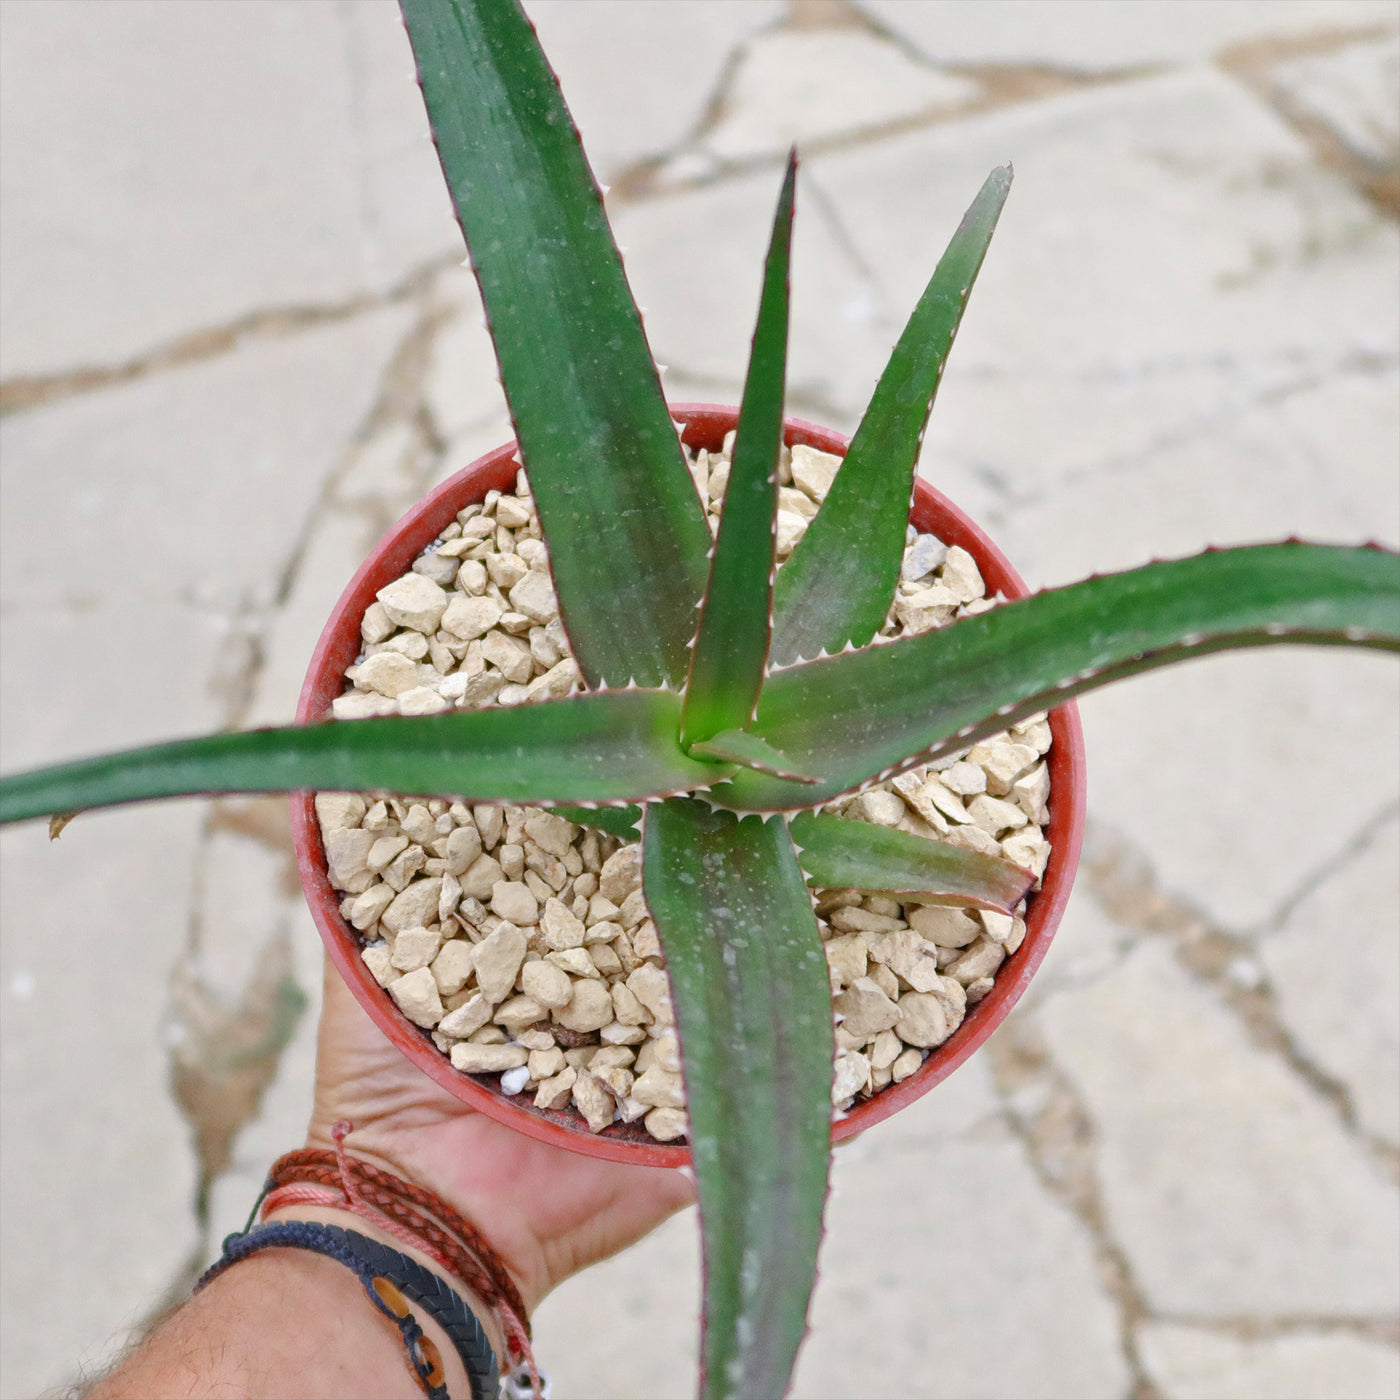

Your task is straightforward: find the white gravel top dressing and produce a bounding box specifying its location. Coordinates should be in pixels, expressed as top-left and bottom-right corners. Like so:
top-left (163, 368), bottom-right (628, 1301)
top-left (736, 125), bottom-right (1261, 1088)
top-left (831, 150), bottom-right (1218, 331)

top-left (316, 433), bottom-right (1052, 1142)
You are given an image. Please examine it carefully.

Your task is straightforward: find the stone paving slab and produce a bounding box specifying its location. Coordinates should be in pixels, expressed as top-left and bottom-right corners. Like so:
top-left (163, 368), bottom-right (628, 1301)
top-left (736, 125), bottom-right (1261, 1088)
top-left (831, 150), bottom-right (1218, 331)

top-left (1037, 939), bottom-right (1399, 1316)
top-left (1138, 1323), bottom-right (1400, 1400)
top-left (0, 1), bottom-right (450, 380)
top-left (859, 0), bottom-right (1396, 71)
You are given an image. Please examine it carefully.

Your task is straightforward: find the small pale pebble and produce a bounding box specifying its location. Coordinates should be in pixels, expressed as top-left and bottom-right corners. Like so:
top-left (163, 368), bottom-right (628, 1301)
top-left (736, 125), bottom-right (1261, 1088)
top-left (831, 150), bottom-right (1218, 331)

top-left (457, 559), bottom-right (488, 594)
top-left (325, 828), bottom-right (376, 886)
top-left (367, 832), bottom-right (410, 871)
top-left (832, 1050), bottom-right (872, 1105)
top-left (834, 978), bottom-right (902, 1039)
top-left (907, 912), bottom-right (974, 957)
top-left (378, 575), bottom-right (449, 634)
top-left (495, 495), bottom-right (532, 529)
top-left (397, 686), bottom-right (451, 717)
top-left (390, 926), bottom-right (442, 973)
top-left (459, 854), bottom-right (504, 900)
top-left (947, 936), bottom-right (1006, 985)
top-left (388, 968), bottom-right (445, 1028)
top-left (1012, 763), bottom-right (1050, 823)
top-left (450, 1042), bottom-right (527, 1073)
top-left (645, 1106), bottom-right (688, 1141)
top-left (1001, 831), bottom-right (1050, 878)
top-left (377, 630), bottom-right (429, 660)
top-left (626, 963), bottom-right (671, 1017)
top-left (467, 1025), bottom-right (508, 1045)
top-left (790, 443), bottom-right (841, 499)
top-left (382, 879), bottom-right (443, 934)
top-left (947, 823), bottom-right (1003, 857)
top-left (631, 1065), bottom-right (686, 1109)
top-left (361, 944), bottom-right (396, 988)
top-left (923, 779), bottom-right (972, 824)
top-left (858, 790), bottom-right (905, 826)
top-left (438, 873), bottom-right (461, 924)
top-left (430, 939), bottom-right (475, 995)
top-left (631, 920), bottom-right (662, 960)
top-left (868, 962), bottom-right (900, 1001)
top-left (474, 806), bottom-right (504, 849)
top-left (500, 1065), bottom-right (531, 1095)
top-left (870, 1028), bottom-right (902, 1071)
top-left (535, 1066), bottom-right (578, 1110)
top-left (894, 991), bottom-right (950, 1048)
top-left (541, 897), bottom-right (587, 950)
top-left (901, 533), bottom-right (948, 581)
top-left (968, 740), bottom-right (1038, 796)
top-left (438, 993), bottom-right (492, 1038)
top-left (522, 959), bottom-right (573, 1009)
top-left (572, 1071), bottom-right (617, 1132)
top-left (479, 631), bottom-right (533, 683)
top-left (485, 552), bottom-right (529, 589)
top-left (490, 880), bottom-right (537, 925)
top-left (611, 982), bottom-right (648, 1025)
top-left (348, 883), bottom-right (396, 931)
top-left (978, 910), bottom-right (1015, 944)
top-left (507, 570), bottom-right (558, 624)
top-left (526, 658), bottom-right (578, 702)
top-left (360, 601), bottom-right (396, 644)
top-left (515, 1027), bottom-right (556, 1051)
top-left (554, 978), bottom-right (614, 1033)
top-left (894, 584), bottom-right (959, 630)
top-left (494, 994), bottom-right (547, 1033)
top-left (823, 934), bottom-right (868, 990)
top-left (589, 943), bottom-right (622, 978)
top-left (1016, 719), bottom-right (1053, 754)
top-left (496, 683), bottom-right (531, 705)
top-left (441, 595), bottom-right (502, 641)
top-left (939, 545), bottom-right (984, 603)
top-left (891, 1046), bottom-right (923, 1082)
top-left (829, 906), bottom-right (904, 935)
top-left (598, 847), bottom-right (643, 903)
top-left (617, 889), bottom-right (649, 929)
top-left (332, 691), bottom-right (398, 720)
top-left (939, 761), bottom-right (987, 797)
top-left (498, 844), bottom-right (526, 881)
top-left (1003, 917), bottom-right (1027, 955)
top-left (600, 1021), bottom-right (647, 1045)
top-left (524, 811), bottom-right (577, 858)
top-left (528, 1046), bottom-right (566, 1079)
top-left (472, 922), bottom-right (528, 1003)
top-left (498, 611), bottom-right (532, 637)
top-left (316, 792), bottom-right (366, 833)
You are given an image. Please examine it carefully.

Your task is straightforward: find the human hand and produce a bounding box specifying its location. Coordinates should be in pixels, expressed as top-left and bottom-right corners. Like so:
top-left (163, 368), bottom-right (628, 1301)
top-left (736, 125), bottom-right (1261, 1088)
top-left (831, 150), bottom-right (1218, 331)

top-left (305, 958), bottom-right (695, 1313)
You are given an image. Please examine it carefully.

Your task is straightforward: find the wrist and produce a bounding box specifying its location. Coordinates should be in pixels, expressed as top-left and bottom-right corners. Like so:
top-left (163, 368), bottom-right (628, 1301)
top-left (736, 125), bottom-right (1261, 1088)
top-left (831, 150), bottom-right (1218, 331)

top-left (263, 1200), bottom-right (508, 1374)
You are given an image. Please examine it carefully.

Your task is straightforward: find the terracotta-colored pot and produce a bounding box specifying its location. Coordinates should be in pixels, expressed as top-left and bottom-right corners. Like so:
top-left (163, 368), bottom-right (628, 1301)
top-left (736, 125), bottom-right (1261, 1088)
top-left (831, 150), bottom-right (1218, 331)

top-left (292, 404), bottom-right (1086, 1166)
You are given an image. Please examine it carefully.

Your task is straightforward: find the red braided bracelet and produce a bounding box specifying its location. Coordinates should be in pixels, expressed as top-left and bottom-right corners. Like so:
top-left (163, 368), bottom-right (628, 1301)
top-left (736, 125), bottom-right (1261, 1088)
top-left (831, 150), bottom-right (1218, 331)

top-left (260, 1122), bottom-right (540, 1398)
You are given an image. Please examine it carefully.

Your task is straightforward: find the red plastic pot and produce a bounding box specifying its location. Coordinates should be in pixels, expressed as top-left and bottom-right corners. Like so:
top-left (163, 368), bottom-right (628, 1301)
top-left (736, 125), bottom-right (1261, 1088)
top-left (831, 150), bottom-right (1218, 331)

top-left (292, 403), bottom-right (1086, 1166)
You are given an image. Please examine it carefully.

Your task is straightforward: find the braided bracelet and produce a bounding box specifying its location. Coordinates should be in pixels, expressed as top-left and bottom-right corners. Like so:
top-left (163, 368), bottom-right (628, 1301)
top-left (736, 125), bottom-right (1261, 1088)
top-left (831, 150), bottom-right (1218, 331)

top-left (197, 1221), bottom-right (493, 1400)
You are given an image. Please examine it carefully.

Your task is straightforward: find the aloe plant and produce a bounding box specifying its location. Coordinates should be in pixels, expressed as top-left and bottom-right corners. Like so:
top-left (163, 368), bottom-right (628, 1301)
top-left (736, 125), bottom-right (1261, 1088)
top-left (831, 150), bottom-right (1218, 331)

top-left (2, 1), bottom-right (1397, 1396)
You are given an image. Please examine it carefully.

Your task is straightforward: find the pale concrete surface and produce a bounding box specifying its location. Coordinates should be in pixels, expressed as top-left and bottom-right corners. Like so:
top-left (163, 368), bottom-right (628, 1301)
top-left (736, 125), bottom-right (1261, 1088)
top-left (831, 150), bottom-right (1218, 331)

top-left (1, 3), bottom-right (1396, 1398)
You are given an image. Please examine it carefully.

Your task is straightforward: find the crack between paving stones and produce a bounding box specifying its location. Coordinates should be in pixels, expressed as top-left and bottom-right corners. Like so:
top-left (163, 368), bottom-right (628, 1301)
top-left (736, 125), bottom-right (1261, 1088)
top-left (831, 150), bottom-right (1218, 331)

top-left (1006, 347), bottom-right (1400, 511)
top-left (987, 1019), bottom-right (1164, 1400)
top-left (1260, 797), bottom-right (1400, 936)
top-left (0, 251), bottom-right (459, 420)
top-left (1080, 820), bottom-right (1400, 1187)
top-left (1148, 1311), bottom-right (1400, 1350)
top-left (1220, 23), bottom-right (1400, 220)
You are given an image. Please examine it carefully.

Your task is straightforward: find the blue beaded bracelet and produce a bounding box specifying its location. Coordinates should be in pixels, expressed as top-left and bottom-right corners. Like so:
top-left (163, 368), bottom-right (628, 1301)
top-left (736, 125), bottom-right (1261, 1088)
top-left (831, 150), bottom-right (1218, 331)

top-left (197, 1220), bottom-right (498, 1400)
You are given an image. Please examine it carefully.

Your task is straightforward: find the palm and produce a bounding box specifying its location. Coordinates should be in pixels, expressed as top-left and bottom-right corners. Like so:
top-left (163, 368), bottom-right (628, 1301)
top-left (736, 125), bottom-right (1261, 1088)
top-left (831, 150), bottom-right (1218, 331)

top-left (306, 960), bottom-right (694, 1310)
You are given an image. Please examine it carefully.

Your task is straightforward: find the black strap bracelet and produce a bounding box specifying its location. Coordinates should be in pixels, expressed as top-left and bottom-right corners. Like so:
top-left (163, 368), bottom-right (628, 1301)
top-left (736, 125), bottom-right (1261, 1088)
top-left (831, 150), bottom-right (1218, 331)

top-left (197, 1221), bottom-right (498, 1400)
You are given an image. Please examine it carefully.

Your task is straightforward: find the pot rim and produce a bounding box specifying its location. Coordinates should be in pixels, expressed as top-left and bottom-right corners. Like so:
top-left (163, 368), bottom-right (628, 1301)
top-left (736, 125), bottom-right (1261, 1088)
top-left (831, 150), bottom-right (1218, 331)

top-left (291, 403), bottom-right (1086, 1166)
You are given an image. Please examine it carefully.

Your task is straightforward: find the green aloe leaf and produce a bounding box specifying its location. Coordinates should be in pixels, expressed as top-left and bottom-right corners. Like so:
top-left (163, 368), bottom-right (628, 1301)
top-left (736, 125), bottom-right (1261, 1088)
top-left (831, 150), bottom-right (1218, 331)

top-left (689, 728), bottom-right (821, 784)
top-left (0, 692), bottom-right (729, 825)
top-left (769, 166), bottom-right (1012, 667)
top-left (643, 799), bottom-right (832, 1400)
top-left (401, 0), bottom-right (710, 689)
top-left (550, 804), bottom-right (644, 838)
top-left (682, 154), bottom-right (796, 744)
top-left (721, 542), bottom-right (1400, 810)
top-left (789, 812), bottom-right (1035, 911)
